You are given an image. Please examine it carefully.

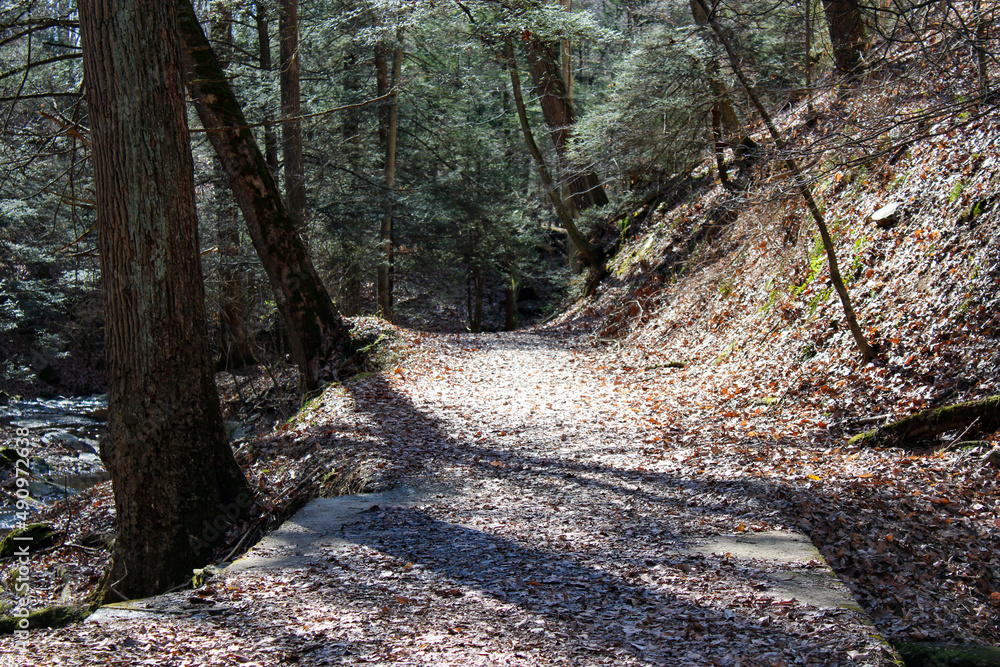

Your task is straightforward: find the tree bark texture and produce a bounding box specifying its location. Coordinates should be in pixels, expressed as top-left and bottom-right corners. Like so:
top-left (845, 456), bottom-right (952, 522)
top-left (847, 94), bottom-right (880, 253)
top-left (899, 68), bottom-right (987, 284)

top-left (79, 0), bottom-right (253, 599)
top-left (279, 0), bottom-right (307, 234)
top-left (178, 0), bottom-right (349, 390)
top-left (821, 0), bottom-right (868, 76)
top-left (522, 36), bottom-right (608, 212)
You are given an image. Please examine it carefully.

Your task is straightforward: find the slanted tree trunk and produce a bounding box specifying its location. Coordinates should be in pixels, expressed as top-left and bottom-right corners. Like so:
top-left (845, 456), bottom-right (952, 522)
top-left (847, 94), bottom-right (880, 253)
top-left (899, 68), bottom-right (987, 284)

top-left (821, 0), bottom-right (868, 76)
top-left (503, 36), bottom-right (605, 279)
top-left (254, 1), bottom-right (280, 173)
top-left (374, 34), bottom-right (403, 322)
top-left (178, 0), bottom-right (349, 390)
top-left (279, 0), bottom-right (307, 236)
top-left (691, 0), bottom-right (746, 188)
top-left (522, 36), bottom-right (608, 212)
top-left (80, 0), bottom-right (253, 600)
top-left (694, 0), bottom-right (876, 362)
top-left (212, 1), bottom-right (257, 371)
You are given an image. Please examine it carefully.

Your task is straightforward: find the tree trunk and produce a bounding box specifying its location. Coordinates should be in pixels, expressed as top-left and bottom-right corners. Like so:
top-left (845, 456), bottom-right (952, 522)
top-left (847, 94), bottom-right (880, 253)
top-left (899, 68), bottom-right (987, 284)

top-left (821, 0), bottom-right (868, 76)
top-left (214, 159), bottom-right (257, 371)
top-left (804, 0), bottom-right (815, 116)
top-left (279, 0), bottom-right (307, 236)
top-left (522, 36), bottom-right (608, 212)
top-left (178, 0), bottom-right (349, 390)
top-left (79, 0), bottom-right (253, 600)
top-left (339, 41), bottom-right (364, 317)
top-left (374, 35), bottom-right (403, 322)
top-left (849, 396), bottom-right (1000, 448)
top-left (503, 37), bottom-right (605, 277)
top-left (504, 273), bottom-right (518, 331)
top-left (212, 1), bottom-right (257, 371)
top-left (974, 0), bottom-right (991, 101)
top-left (468, 261), bottom-right (484, 333)
top-left (255, 1), bottom-right (280, 174)
top-left (691, 0), bottom-right (744, 186)
top-left (694, 0), bottom-right (876, 362)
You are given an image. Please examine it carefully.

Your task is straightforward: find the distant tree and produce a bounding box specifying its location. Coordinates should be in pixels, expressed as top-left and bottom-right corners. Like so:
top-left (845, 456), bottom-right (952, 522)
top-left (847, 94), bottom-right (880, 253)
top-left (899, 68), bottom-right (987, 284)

top-left (279, 0), bottom-right (307, 235)
top-left (210, 0), bottom-right (258, 370)
top-left (178, 0), bottom-right (350, 390)
top-left (522, 33), bottom-right (608, 212)
top-left (374, 28), bottom-right (404, 322)
top-left (79, 0), bottom-right (254, 599)
top-left (822, 0), bottom-right (869, 76)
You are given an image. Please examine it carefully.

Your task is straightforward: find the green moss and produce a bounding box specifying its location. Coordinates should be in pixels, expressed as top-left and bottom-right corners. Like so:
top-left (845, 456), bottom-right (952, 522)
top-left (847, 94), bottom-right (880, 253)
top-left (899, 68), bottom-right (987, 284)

top-left (0, 523), bottom-right (57, 558)
top-left (949, 178), bottom-right (968, 204)
top-left (895, 642), bottom-right (1000, 667)
top-left (0, 604), bottom-right (91, 634)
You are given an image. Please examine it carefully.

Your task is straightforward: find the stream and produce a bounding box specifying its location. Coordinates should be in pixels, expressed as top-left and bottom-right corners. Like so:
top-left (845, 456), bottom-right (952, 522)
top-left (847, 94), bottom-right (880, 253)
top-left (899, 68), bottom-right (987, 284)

top-left (0, 395), bottom-right (109, 529)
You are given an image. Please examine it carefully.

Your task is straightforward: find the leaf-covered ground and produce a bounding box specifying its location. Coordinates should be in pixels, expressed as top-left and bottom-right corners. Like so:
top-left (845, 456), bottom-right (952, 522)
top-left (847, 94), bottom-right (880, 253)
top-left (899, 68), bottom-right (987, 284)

top-left (8, 327), bottom-right (995, 665)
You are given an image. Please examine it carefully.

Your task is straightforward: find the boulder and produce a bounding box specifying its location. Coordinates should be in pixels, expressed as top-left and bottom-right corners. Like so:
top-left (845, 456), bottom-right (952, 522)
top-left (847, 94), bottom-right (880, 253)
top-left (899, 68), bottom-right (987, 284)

top-left (872, 202), bottom-right (902, 229)
top-left (0, 523), bottom-right (58, 557)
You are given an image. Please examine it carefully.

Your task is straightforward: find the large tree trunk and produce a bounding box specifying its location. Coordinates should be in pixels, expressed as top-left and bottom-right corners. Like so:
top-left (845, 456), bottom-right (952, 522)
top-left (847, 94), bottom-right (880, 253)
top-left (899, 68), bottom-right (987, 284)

top-left (522, 36), bottom-right (608, 212)
top-left (374, 36), bottom-right (402, 322)
top-left (279, 0), bottom-right (307, 235)
top-left (821, 0), bottom-right (868, 76)
top-left (338, 41), bottom-right (364, 317)
top-left (178, 0), bottom-right (349, 390)
top-left (79, 0), bottom-right (253, 600)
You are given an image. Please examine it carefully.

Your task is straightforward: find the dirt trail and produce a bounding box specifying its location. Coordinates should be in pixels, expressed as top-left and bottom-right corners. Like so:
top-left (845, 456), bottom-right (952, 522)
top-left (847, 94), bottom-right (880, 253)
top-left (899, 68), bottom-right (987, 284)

top-left (5, 332), bottom-right (898, 666)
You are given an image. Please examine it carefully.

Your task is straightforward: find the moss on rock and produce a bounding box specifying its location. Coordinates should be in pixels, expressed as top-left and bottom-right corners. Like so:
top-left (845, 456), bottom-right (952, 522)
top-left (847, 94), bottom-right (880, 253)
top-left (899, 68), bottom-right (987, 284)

top-left (896, 642), bottom-right (1000, 667)
top-left (0, 523), bottom-right (58, 558)
top-left (0, 604), bottom-right (91, 634)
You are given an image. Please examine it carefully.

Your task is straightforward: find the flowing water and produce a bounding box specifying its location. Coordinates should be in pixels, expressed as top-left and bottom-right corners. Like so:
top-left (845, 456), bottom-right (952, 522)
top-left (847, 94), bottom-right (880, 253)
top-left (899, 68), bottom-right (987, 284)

top-left (0, 395), bottom-right (109, 529)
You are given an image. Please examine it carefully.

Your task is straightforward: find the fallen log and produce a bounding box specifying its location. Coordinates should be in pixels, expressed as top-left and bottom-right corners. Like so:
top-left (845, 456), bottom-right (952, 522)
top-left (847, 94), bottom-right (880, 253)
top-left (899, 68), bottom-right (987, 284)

top-left (849, 395), bottom-right (1000, 448)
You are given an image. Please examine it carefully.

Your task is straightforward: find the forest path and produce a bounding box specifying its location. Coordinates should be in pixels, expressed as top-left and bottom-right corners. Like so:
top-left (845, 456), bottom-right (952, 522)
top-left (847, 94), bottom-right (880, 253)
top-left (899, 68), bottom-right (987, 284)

top-left (28, 331), bottom-right (899, 666)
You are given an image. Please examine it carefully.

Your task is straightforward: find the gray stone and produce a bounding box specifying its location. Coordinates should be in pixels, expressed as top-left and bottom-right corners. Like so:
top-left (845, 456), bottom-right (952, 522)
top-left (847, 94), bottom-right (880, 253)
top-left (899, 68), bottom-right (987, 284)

top-left (872, 202), bottom-right (901, 229)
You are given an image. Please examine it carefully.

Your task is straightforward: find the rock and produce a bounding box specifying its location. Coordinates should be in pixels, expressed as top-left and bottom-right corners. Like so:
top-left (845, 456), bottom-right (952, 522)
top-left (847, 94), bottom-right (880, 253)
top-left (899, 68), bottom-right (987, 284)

top-left (79, 531), bottom-right (114, 551)
top-left (0, 391), bottom-right (9, 406)
top-left (192, 563), bottom-right (226, 588)
top-left (29, 456), bottom-right (50, 475)
top-left (27, 480), bottom-right (59, 498)
top-left (983, 447), bottom-right (1000, 468)
top-left (41, 431), bottom-right (96, 454)
top-left (0, 605), bottom-right (90, 634)
top-left (0, 448), bottom-right (23, 471)
top-left (0, 523), bottom-right (58, 557)
top-left (872, 202), bottom-right (901, 229)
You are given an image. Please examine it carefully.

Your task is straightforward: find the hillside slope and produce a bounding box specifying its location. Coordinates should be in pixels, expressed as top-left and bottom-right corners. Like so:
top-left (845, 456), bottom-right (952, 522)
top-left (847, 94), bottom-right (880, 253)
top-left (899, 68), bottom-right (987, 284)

top-left (554, 85), bottom-right (1000, 644)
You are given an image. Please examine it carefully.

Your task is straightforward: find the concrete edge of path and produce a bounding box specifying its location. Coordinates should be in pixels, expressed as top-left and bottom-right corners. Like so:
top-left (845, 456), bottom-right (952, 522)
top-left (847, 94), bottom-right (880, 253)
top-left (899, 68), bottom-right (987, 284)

top-left (87, 488), bottom-right (905, 666)
top-left (682, 530), bottom-right (903, 664)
